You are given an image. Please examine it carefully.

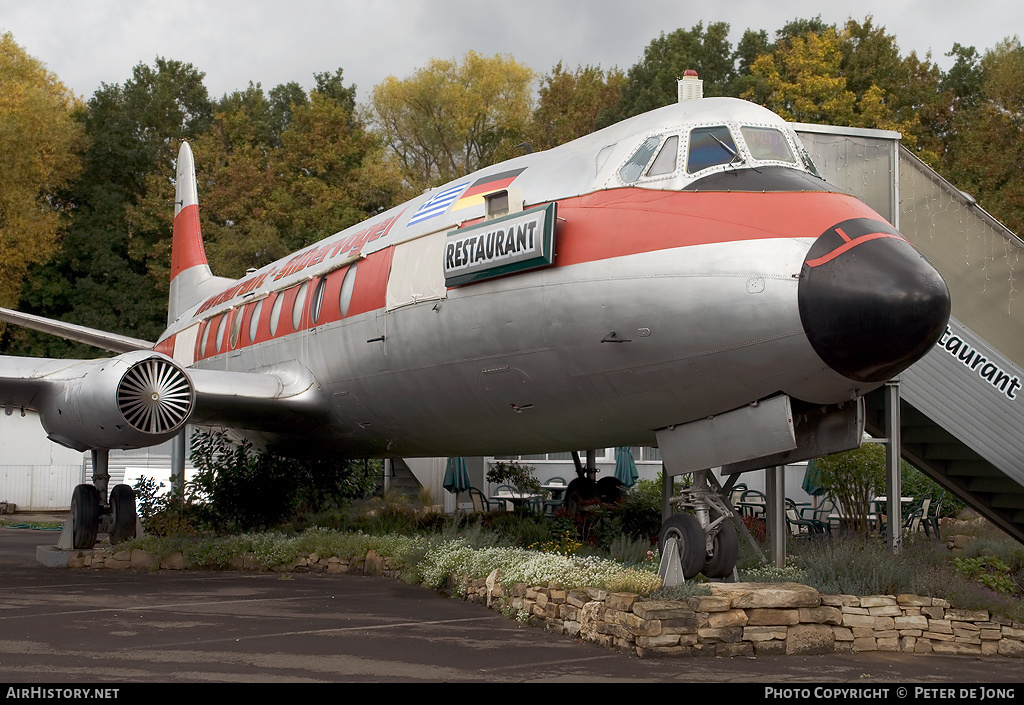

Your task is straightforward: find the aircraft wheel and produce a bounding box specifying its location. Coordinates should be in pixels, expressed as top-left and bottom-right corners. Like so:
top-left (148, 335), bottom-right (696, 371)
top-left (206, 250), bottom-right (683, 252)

top-left (109, 484), bottom-right (137, 545)
top-left (658, 513), bottom-right (705, 580)
top-left (596, 476), bottom-right (626, 505)
top-left (702, 511), bottom-right (739, 578)
top-left (564, 478), bottom-right (597, 514)
top-left (70, 484), bottom-right (100, 550)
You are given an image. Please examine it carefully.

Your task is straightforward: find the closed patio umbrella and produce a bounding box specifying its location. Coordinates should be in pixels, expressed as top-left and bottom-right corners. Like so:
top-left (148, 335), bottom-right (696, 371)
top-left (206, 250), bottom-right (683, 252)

top-left (443, 456), bottom-right (472, 496)
top-left (614, 447), bottom-right (639, 488)
top-left (802, 459), bottom-right (826, 497)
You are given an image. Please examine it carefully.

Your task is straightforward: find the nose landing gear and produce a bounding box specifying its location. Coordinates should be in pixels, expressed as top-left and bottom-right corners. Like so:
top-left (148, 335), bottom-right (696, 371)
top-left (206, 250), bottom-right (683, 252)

top-left (658, 480), bottom-right (740, 583)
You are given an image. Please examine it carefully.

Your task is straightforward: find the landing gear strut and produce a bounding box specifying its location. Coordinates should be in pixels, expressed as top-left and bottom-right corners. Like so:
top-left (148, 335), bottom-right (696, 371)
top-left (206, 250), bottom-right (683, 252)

top-left (60, 448), bottom-right (138, 550)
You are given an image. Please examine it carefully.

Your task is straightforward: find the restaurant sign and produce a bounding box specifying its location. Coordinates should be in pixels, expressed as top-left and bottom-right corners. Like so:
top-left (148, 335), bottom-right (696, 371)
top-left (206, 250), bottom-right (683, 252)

top-left (443, 203), bottom-right (556, 287)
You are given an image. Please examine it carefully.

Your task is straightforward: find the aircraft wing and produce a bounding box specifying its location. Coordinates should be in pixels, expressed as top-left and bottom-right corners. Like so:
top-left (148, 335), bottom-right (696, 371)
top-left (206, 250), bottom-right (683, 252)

top-left (0, 352), bottom-right (328, 452)
top-left (0, 306), bottom-right (153, 353)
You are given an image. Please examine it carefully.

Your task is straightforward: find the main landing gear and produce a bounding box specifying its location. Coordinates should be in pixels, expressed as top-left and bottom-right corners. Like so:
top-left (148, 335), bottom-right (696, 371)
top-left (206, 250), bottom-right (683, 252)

top-left (59, 448), bottom-right (139, 550)
top-left (658, 474), bottom-right (740, 581)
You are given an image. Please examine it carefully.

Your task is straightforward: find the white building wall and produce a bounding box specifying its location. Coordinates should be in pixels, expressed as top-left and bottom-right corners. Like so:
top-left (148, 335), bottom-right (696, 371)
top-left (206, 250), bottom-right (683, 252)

top-left (0, 411), bottom-right (85, 511)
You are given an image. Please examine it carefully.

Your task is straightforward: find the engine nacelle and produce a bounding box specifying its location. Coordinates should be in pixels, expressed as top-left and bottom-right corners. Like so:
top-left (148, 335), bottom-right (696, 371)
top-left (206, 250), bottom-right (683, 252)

top-left (36, 351), bottom-right (195, 451)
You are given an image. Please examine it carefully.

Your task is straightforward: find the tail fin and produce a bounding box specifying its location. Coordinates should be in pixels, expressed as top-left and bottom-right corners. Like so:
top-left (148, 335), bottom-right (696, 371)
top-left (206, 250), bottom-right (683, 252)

top-left (168, 142), bottom-right (233, 325)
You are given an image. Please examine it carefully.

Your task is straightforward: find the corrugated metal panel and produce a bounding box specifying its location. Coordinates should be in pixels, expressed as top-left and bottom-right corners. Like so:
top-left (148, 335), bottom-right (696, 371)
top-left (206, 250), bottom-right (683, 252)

top-left (901, 317), bottom-right (1024, 484)
top-left (0, 464), bottom-right (83, 511)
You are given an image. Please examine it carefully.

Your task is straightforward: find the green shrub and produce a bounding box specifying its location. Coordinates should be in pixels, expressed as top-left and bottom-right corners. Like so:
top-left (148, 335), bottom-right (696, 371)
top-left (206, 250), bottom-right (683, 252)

top-left (158, 430), bottom-right (382, 533)
top-left (815, 444), bottom-right (886, 537)
top-left (953, 555), bottom-right (1018, 596)
top-left (789, 536), bottom-right (943, 596)
top-left (607, 534), bottom-right (658, 566)
top-left (609, 479), bottom-right (662, 544)
top-left (483, 509), bottom-right (553, 548)
top-left (740, 562), bottom-right (808, 584)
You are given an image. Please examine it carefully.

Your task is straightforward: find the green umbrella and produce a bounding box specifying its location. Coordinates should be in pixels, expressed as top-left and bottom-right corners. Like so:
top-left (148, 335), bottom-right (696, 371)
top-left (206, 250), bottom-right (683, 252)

top-left (614, 447), bottom-right (639, 488)
top-left (802, 459), bottom-right (826, 497)
top-left (443, 456), bottom-right (472, 495)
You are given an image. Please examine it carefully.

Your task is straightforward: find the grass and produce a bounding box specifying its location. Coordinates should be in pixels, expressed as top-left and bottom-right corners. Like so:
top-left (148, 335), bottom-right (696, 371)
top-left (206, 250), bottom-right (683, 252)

top-left (0, 518), bottom-right (63, 530)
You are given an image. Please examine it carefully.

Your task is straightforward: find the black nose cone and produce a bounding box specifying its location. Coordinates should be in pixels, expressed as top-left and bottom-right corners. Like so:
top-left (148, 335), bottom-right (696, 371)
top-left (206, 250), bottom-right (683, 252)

top-left (798, 218), bottom-right (951, 383)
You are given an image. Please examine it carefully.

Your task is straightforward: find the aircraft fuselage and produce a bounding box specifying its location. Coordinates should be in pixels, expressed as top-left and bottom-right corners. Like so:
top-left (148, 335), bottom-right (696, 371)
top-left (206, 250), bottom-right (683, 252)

top-left (154, 97), bottom-right (950, 459)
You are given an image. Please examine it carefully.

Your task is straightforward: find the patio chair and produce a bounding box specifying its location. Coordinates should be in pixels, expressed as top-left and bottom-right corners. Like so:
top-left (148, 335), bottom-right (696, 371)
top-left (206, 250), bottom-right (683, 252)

top-left (923, 491), bottom-right (944, 538)
top-left (493, 484), bottom-right (518, 511)
top-left (728, 482), bottom-right (748, 509)
top-left (910, 496), bottom-right (931, 535)
top-left (880, 495), bottom-right (929, 537)
top-left (468, 487), bottom-right (504, 512)
top-left (543, 477), bottom-right (567, 516)
top-left (785, 498), bottom-right (827, 538)
top-left (803, 496), bottom-right (837, 535)
top-left (738, 488), bottom-right (766, 518)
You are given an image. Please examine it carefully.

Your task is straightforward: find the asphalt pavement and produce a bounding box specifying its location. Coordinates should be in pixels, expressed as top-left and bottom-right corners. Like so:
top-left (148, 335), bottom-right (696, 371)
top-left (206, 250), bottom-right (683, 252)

top-left (1, 518), bottom-right (1022, 686)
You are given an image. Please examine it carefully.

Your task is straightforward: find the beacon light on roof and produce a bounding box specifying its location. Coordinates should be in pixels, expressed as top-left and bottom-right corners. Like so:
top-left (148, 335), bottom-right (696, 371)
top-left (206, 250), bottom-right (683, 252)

top-left (678, 69), bottom-right (703, 102)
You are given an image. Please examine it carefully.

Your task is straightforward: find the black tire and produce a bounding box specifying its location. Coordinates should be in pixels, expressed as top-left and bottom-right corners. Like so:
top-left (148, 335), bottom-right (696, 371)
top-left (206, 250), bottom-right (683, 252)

top-left (564, 478), bottom-right (597, 514)
top-left (702, 512), bottom-right (739, 579)
top-left (596, 476), bottom-right (626, 505)
top-left (657, 513), bottom-right (705, 580)
top-left (70, 484), bottom-right (100, 549)
top-left (109, 484), bottom-right (137, 545)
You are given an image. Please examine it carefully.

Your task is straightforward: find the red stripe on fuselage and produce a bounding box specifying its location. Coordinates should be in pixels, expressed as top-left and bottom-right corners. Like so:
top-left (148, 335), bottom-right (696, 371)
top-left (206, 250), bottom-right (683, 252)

top-left (190, 247), bottom-right (394, 361)
top-left (551, 188), bottom-right (885, 267)
top-left (182, 188), bottom-right (886, 359)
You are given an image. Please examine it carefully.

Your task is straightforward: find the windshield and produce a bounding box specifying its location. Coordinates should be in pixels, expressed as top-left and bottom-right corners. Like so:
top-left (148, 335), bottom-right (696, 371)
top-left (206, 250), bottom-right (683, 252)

top-left (687, 126), bottom-right (739, 174)
top-left (740, 126), bottom-right (796, 163)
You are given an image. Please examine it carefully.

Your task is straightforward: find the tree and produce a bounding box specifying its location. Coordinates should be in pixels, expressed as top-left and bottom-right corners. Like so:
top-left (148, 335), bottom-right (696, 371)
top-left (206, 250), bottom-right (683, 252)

top-left (744, 26), bottom-right (855, 124)
top-left (0, 33), bottom-right (84, 314)
top-left (160, 71), bottom-right (402, 279)
top-left (742, 18), bottom-right (941, 160)
top-left (600, 22), bottom-right (735, 127)
top-left (815, 443), bottom-right (886, 537)
top-left (839, 17), bottom-right (943, 162)
top-left (368, 51), bottom-right (535, 190)
top-left (6, 58), bottom-right (213, 357)
top-left (943, 37), bottom-right (1024, 235)
top-left (529, 62), bottom-right (625, 151)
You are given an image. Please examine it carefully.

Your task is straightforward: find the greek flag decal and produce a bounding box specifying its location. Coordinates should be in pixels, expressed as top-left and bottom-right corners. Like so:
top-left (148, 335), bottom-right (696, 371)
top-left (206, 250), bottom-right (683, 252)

top-left (407, 181), bottom-right (469, 227)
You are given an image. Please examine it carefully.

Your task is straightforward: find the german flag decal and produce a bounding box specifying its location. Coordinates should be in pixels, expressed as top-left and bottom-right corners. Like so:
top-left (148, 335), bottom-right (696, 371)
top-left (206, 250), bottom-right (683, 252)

top-left (452, 168), bottom-right (526, 211)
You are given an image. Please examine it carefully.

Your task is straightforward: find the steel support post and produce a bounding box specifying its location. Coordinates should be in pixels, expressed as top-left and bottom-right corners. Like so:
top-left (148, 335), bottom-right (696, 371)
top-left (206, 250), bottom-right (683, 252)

top-left (884, 380), bottom-right (903, 553)
top-left (766, 465), bottom-right (786, 567)
top-left (170, 428), bottom-right (187, 496)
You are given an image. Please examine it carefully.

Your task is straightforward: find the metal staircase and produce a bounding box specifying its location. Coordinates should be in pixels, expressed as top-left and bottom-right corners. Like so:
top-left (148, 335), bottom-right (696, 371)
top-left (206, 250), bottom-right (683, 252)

top-left (796, 124), bottom-right (1024, 543)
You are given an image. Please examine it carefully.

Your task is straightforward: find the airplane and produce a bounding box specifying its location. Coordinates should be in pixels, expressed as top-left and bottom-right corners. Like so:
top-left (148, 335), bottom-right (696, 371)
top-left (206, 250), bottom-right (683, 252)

top-left (0, 84), bottom-right (951, 578)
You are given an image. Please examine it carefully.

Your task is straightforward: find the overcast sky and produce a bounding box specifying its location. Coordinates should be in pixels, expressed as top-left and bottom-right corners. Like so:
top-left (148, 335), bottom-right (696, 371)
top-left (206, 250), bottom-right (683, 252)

top-left (2, 0), bottom-right (1021, 102)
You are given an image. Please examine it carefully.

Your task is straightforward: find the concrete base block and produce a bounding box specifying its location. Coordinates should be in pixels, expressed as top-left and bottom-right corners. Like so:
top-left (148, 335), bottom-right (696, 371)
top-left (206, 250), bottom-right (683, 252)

top-left (36, 545), bottom-right (72, 568)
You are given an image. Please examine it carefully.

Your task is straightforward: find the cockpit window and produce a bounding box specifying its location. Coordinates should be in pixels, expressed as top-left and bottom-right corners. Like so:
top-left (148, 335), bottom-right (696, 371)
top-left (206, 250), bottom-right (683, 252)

top-left (740, 127), bottom-right (796, 163)
top-left (619, 136), bottom-right (662, 183)
top-left (647, 135), bottom-right (679, 176)
top-left (687, 126), bottom-right (739, 173)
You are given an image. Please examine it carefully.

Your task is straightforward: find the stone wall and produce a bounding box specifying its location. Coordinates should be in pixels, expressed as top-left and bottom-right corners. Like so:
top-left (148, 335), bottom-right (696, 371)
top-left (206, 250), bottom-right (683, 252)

top-left (460, 576), bottom-right (1024, 659)
top-left (64, 546), bottom-right (1024, 659)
